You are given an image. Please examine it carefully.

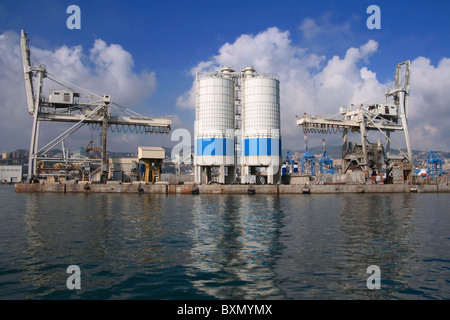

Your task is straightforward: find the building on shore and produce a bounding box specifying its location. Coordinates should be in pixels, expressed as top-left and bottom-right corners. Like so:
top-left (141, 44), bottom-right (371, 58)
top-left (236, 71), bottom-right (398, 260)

top-left (0, 165), bottom-right (23, 183)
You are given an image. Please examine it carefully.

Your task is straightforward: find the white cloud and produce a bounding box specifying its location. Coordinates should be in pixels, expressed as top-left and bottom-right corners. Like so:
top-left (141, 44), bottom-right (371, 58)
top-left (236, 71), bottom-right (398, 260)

top-left (176, 26), bottom-right (450, 152)
top-left (408, 57), bottom-right (450, 151)
top-left (0, 30), bottom-right (159, 153)
top-left (298, 14), bottom-right (353, 51)
top-left (32, 38), bottom-right (157, 106)
top-left (299, 18), bottom-right (322, 41)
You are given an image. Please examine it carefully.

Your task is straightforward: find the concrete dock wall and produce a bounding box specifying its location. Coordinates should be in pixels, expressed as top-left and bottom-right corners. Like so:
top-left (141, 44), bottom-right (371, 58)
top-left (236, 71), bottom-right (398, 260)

top-left (15, 182), bottom-right (450, 194)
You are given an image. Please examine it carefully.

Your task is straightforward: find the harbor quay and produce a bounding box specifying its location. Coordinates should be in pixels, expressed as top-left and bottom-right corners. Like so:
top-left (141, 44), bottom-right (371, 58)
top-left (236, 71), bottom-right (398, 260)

top-left (14, 181), bottom-right (450, 194)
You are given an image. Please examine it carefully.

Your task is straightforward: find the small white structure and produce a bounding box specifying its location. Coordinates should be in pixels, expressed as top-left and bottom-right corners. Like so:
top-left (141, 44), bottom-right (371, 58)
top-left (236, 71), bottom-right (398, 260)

top-left (138, 147), bottom-right (165, 160)
top-left (108, 158), bottom-right (139, 182)
top-left (49, 89), bottom-right (78, 106)
top-left (138, 147), bottom-right (165, 183)
top-left (0, 165), bottom-right (23, 183)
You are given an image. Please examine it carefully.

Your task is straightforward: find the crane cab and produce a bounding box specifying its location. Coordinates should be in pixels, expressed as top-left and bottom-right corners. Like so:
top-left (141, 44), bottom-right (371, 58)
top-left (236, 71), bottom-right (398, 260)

top-left (368, 103), bottom-right (398, 118)
top-left (49, 89), bottom-right (79, 106)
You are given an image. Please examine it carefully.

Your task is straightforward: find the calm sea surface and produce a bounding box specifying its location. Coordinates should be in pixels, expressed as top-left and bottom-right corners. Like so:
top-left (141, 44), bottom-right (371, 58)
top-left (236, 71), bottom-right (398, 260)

top-left (0, 185), bottom-right (449, 300)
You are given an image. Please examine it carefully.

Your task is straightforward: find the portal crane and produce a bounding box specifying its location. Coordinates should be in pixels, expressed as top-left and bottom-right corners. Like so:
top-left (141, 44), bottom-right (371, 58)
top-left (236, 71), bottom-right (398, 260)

top-left (427, 151), bottom-right (444, 178)
top-left (320, 139), bottom-right (335, 174)
top-left (301, 131), bottom-right (315, 176)
top-left (284, 151), bottom-right (294, 165)
top-left (282, 151), bottom-right (299, 175)
top-left (20, 30), bottom-right (172, 182)
top-left (297, 61), bottom-right (412, 176)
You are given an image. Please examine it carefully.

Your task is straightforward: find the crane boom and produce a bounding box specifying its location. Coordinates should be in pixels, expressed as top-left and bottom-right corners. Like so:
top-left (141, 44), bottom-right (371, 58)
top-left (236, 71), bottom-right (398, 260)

top-left (20, 29), bottom-right (36, 115)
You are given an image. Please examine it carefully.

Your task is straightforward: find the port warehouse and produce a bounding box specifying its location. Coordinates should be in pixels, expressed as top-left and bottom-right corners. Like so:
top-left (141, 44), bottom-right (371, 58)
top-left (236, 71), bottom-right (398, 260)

top-left (0, 165), bottom-right (22, 183)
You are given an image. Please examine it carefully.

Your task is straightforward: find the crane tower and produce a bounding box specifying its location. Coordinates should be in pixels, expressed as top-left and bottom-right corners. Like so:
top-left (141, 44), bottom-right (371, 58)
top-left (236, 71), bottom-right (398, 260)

top-left (20, 30), bottom-right (172, 182)
top-left (297, 61), bottom-right (412, 178)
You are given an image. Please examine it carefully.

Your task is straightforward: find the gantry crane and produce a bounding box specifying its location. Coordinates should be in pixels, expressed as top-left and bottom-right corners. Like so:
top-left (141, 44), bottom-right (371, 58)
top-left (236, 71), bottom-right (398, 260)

top-left (297, 61), bottom-right (412, 176)
top-left (20, 30), bottom-right (172, 182)
top-left (282, 151), bottom-right (299, 175)
top-left (301, 131), bottom-right (315, 176)
top-left (320, 139), bottom-right (335, 174)
top-left (427, 151), bottom-right (444, 179)
top-left (284, 151), bottom-right (294, 166)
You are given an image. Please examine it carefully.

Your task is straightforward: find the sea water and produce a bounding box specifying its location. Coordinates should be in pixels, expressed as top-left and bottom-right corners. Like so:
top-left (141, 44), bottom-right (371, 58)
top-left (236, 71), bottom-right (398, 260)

top-left (0, 185), bottom-right (449, 300)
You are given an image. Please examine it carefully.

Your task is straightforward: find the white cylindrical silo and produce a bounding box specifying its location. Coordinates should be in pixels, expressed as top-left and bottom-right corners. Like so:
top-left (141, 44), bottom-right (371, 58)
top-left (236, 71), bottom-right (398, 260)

top-left (194, 67), bottom-right (236, 184)
top-left (241, 67), bottom-right (281, 184)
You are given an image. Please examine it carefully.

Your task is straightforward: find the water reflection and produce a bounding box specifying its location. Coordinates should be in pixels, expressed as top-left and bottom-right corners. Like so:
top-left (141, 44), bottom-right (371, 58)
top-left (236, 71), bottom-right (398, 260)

top-left (273, 195), bottom-right (347, 299)
top-left (3, 187), bottom-right (447, 299)
top-left (270, 193), bottom-right (422, 299)
top-left (22, 193), bottom-right (167, 298)
top-left (339, 193), bottom-right (419, 298)
top-left (188, 194), bottom-right (286, 299)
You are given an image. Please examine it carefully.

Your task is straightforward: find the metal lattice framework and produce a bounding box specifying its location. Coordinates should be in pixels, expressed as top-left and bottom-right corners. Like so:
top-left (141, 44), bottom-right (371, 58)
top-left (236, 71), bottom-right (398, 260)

top-left (297, 61), bottom-right (412, 173)
top-left (427, 151), bottom-right (444, 178)
top-left (20, 30), bottom-right (172, 182)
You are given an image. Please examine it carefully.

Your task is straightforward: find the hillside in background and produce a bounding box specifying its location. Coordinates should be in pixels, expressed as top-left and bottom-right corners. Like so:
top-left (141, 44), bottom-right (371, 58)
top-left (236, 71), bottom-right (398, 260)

top-left (1, 146), bottom-right (449, 170)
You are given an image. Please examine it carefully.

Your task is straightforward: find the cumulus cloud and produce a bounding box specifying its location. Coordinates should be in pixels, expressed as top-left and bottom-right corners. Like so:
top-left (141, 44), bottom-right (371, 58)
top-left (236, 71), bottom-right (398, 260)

top-left (32, 38), bottom-right (156, 106)
top-left (408, 57), bottom-right (450, 151)
top-left (176, 26), bottom-right (450, 152)
top-left (0, 30), bottom-right (158, 153)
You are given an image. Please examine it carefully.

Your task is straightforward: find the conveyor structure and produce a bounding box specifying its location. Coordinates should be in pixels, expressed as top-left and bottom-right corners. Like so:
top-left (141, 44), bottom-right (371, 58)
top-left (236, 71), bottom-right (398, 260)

top-left (20, 30), bottom-right (172, 182)
top-left (297, 61), bottom-right (413, 176)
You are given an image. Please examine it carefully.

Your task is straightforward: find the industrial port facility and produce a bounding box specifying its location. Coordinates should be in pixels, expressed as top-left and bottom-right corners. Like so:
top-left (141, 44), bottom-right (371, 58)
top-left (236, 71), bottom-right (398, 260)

top-left (13, 30), bottom-right (449, 194)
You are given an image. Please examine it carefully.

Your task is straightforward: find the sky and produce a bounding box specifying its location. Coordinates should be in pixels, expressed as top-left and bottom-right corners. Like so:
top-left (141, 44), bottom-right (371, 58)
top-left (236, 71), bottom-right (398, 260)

top-left (1, 0), bottom-right (450, 156)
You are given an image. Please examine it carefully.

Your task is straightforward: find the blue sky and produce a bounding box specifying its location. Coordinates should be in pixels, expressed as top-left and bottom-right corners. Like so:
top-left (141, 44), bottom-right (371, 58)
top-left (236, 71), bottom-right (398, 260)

top-left (1, 0), bottom-right (450, 154)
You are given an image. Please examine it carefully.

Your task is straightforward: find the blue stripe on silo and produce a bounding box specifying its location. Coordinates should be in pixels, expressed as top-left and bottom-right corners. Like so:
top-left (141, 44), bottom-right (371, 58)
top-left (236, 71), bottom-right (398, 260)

top-left (243, 138), bottom-right (281, 156)
top-left (226, 138), bottom-right (235, 156)
top-left (196, 138), bottom-right (234, 156)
